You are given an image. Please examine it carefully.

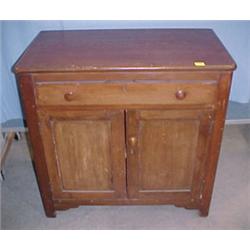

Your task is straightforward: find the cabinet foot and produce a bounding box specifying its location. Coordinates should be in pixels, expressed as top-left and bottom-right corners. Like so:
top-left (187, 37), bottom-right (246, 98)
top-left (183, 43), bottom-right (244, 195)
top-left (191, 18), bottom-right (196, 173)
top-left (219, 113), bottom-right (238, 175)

top-left (199, 207), bottom-right (209, 217)
top-left (45, 209), bottom-right (56, 218)
top-left (42, 200), bottom-right (56, 217)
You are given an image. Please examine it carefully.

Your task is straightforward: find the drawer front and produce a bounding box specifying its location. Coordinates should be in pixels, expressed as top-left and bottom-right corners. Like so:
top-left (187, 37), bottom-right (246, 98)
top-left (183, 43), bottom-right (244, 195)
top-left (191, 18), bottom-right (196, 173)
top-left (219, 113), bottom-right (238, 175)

top-left (35, 81), bottom-right (218, 106)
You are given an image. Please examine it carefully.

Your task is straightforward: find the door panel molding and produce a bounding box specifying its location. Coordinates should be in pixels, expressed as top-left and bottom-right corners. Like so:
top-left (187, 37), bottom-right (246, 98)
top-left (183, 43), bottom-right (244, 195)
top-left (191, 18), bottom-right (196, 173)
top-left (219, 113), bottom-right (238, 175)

top-left (38, 109), bottom-right (126, 200)
top-left (126, 109), bottom-right (214, 202)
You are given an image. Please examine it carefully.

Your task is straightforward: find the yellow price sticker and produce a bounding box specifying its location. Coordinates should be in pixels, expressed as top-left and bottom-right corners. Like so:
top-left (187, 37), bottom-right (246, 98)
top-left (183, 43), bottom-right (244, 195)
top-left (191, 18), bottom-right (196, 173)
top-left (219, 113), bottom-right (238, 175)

top-left (194, 61), bottom-right (206, 67)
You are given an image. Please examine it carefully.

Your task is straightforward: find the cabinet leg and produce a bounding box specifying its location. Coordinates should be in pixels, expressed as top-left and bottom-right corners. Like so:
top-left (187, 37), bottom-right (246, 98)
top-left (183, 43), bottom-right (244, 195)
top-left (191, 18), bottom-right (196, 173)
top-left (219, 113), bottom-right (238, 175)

top-left (31, 160), bottom-right (56, 218)
top-left (44, 209), bottom-right (56, 218)
top-left (42, 198), bottom-right (56, 218)
top-left (199, 206), bottom-right (209, 217)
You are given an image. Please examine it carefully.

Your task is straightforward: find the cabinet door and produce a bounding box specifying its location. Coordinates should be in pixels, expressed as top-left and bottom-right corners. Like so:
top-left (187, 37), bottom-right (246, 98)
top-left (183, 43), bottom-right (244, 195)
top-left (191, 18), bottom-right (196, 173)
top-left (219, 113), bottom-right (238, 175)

top-left (126, 109), bottom-right (214, 202)
top-left (38, 110), bottom-right (126, 200)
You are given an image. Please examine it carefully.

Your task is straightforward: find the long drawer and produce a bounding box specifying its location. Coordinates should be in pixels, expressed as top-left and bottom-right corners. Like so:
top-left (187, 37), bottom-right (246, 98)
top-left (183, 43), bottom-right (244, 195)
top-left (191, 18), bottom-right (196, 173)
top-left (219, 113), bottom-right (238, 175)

top-left (35, 80), bottom-right (218, 106)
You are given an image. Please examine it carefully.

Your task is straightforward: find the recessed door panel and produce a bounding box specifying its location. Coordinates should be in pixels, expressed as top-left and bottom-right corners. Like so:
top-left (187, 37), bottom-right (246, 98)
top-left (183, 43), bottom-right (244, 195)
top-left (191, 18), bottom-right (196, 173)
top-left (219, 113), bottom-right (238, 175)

top-left (126, 109), bottom-right (214, 201)
top-left (139, 119), bottom-right (199, 190)
top-left (38, 110), bottom-right (126, 200)
top-left (53, 119), bottom-right (112, 191)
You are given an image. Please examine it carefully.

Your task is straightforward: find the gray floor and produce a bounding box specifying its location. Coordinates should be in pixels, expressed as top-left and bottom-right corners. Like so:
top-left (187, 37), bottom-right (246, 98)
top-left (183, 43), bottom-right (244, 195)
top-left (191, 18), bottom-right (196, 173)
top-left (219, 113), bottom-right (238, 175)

top-left (1, 125), bottom-right (250, 229)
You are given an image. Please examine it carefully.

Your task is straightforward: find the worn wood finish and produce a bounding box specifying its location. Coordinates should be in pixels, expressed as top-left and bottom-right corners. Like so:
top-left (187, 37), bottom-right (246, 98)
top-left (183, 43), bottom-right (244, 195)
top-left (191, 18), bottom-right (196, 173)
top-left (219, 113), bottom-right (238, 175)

top-left (37, 110), bottom-right (126, 200)
top-left (199, 73), bottom-right (233, 216)
top-left (126, 109), bottom-right (214, 201)
top-left (32, 71), bottom-right (222, 82)
top-left (35, 81), bottom-right (218, 106)
top-left (14, 29), bottom-right (235, 73)
top-left (13, 29), bottom-right (236, 217)
top-left (53, 198), bottom-right (199, 211)
top-left (17, 74), bottom-right (56, 217)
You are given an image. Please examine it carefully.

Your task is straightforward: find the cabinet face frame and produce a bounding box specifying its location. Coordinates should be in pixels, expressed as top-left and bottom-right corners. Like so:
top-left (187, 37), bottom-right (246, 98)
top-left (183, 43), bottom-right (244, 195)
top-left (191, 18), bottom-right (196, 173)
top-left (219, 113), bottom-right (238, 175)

top-left (37, 109), bottom-right (127, 200)
top-left (126, 109), bottom-right (215, 203)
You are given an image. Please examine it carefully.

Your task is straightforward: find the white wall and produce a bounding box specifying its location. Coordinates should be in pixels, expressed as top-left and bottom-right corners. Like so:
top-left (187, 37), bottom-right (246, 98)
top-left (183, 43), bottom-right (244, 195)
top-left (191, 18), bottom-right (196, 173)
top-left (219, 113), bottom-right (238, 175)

top-left (1, 20), bottom-right (250, 124)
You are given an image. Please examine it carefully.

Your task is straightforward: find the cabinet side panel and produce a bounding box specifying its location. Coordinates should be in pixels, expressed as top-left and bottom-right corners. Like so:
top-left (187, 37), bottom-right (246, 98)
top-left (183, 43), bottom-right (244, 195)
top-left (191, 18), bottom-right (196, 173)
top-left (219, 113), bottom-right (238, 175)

top-left (17, 74), bottom-right (56, 217)
top-left (200, 72), bottom-right (233, 216)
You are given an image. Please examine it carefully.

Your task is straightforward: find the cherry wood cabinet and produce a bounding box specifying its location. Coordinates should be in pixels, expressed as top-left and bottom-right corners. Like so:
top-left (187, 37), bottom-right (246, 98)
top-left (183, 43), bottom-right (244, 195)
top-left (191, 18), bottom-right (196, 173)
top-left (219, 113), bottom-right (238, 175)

top-left (14, 29), bottom-right (236, 217)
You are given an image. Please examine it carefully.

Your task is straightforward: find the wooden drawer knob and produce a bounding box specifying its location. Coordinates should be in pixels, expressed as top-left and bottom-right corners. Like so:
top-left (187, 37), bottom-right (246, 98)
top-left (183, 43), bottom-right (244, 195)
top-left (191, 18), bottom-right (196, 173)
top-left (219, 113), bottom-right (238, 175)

top-left (129, 136), bottom-right (137, 155)
top-left (129, 137), bottom-right (137, 146)
top-left (175, 89), bottom-right (187, 100)
top-left (64, 91), bottom-right (75, 101)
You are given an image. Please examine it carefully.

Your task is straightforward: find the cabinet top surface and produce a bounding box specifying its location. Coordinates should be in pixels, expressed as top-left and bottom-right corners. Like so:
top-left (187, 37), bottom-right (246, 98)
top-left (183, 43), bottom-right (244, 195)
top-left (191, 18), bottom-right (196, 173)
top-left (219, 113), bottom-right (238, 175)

top-left (13, 29), bottom-right (236, 74)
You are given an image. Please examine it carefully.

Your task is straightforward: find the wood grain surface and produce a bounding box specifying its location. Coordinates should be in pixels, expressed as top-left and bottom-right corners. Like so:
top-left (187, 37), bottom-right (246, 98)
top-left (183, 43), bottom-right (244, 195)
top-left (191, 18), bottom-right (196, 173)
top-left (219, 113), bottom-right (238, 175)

top-left (13, 29), bottom-right (236, 73)
top-left (35, 81), bottom-right (218, 106)
top-left (37, 109), bottom-right (127, 200)
top-left (126, 109), bottom-right (214, 202)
